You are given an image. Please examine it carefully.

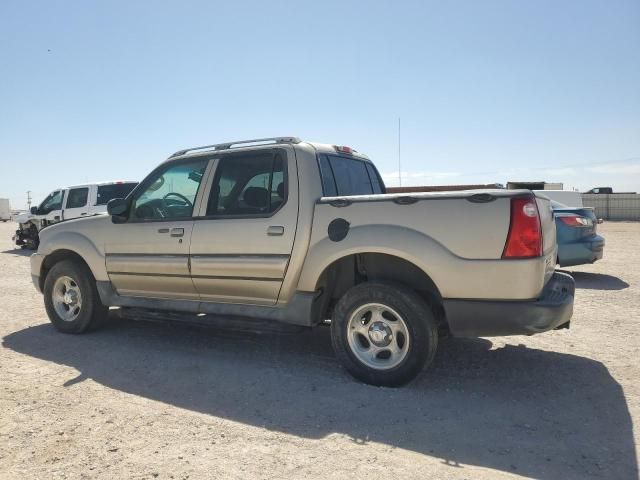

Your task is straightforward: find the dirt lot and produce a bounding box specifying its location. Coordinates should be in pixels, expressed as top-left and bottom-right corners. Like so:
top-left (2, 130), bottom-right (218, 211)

top-left (0, 221), bottom-right (638, 479)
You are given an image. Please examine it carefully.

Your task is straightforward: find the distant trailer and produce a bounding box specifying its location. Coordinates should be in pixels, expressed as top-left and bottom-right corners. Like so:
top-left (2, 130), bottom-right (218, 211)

top-left (507, 181), bottom-right (563, 190)
top-left (533, 190), bottom-right (583, 208)
top-left (0, 198), bottom-right (11, 222)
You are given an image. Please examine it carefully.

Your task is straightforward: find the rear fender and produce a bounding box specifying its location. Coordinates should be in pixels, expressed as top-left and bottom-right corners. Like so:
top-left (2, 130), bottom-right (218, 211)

top-left (298, 225), bottom-right (452, 294)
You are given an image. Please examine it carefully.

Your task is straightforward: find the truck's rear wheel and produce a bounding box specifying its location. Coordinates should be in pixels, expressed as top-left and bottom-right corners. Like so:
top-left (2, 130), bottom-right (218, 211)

top-left (43, 260), bottom-right (108, 334)
top-left (331, 282), bottom-right (438, 387)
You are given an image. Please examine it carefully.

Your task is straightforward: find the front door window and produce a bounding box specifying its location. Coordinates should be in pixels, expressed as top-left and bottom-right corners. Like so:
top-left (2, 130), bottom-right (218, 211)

top-left (131, 159), bottom-right (209, 221)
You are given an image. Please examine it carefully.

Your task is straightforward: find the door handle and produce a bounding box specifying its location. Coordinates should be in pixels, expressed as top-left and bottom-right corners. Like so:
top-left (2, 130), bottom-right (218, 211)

top-left (267, 226), bottom-right (284, 236)
top-left (170, 227), bottom-right (185, 237)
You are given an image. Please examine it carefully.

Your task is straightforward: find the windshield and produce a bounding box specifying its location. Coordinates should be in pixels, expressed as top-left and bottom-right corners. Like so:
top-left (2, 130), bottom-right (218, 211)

top-left (39, 190), bottom-right (63, 214)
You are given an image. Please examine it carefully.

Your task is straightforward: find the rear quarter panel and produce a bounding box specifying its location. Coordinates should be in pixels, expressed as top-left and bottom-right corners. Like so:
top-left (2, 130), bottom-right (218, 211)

top-left (297, 191), bottom-right (551, 300)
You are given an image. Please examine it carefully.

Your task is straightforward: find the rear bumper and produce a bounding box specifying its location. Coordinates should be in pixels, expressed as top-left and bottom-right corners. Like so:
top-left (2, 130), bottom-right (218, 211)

top-left (558, 234), bottom-right (605, 267)
top-left (443, 271), bottom-right (575, 337)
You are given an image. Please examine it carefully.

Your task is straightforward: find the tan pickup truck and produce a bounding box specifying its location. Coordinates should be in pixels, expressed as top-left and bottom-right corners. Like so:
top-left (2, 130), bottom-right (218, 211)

top-left (31, 137), bottom-right (575, 386)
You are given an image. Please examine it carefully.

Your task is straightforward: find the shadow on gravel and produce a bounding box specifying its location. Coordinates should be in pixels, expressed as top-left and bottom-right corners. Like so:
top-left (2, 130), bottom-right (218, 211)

top-left (563, 271), bottom-right (630, 291)
top-left (0, 248), bottom-right (32, 257)
top-left (3, 318), bottom-right (637, 480)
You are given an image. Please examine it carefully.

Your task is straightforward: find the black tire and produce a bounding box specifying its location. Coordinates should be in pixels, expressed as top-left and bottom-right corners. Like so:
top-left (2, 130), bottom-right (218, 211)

top-left (331, 282), bottom-right (438, 387)
top-left (43, 259), bottom-right (108, 334)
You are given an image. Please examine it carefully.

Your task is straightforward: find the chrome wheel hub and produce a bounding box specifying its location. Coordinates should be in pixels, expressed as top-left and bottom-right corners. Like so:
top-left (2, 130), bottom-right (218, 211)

top-left (63, 290), bottom-right (78, 306)
top-left (52, 276), bottom-right (83, 322)
top-left (347, 303), bottom-right (410, 370)
top-left (368, 322), bottom-right (392, 347)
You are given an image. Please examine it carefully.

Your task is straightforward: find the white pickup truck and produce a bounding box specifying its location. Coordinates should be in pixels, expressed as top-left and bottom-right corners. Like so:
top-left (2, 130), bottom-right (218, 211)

top-left (31, 137), bottom-right (575, 386)
top-left (14, 181), bottom-right (137, 249)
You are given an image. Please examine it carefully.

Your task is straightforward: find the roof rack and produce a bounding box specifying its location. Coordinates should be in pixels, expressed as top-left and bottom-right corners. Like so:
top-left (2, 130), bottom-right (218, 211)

top-left (168, 136), bottom-right (302, 159)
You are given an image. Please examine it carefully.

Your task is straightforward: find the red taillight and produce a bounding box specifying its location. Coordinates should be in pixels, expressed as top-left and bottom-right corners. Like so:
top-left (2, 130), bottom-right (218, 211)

top-left (557, 214), bottom-right (593, 228)
top-left (502, 196), bottom-right (542, 259)
top-left (334, 145), bottom-right (354, 154)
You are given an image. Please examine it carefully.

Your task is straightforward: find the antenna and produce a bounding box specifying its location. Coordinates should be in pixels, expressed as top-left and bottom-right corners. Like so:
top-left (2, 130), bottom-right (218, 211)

top-left (398, 117), bottom-right (402, 187)
top-left (26, 190), bottom-right (32, 210)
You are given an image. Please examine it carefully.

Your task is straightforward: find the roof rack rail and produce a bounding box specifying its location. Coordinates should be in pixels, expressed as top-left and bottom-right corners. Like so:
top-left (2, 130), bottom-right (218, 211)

top-left (168, 136), bottom-right (302, 159)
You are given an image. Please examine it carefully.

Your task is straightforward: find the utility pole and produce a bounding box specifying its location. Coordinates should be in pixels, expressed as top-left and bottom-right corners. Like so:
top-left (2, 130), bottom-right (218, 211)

top-left (398, 117), bottom-right (402, 187)
top-left (26, 190), bottom-right (32, 210)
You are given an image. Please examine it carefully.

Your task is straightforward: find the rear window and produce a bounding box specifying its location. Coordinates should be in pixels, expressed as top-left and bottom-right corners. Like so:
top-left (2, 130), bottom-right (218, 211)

top-left (318, 155), bottom-right (385, 196)
top-left (96, 182), bottom-right (137, 205)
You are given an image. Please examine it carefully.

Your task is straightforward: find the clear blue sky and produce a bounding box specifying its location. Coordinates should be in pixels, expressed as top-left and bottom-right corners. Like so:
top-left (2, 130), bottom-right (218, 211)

top-left (1, 0), bottom-right (639, 208)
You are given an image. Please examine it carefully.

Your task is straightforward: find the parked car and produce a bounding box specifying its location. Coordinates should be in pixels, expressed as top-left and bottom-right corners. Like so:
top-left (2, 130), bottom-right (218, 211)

top-left (0, 198), bottom-right (10, 222)
top-left (552, 201), bottom-right (605, 267)
top-left (30, 137), bottom-right (574, 386)
top-left (14, 181), bottom-right (137, 249)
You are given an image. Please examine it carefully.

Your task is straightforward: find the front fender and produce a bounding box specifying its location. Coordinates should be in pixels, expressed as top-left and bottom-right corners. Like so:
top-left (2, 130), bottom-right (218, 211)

top-left (37, 230), bottom-right (108, 282)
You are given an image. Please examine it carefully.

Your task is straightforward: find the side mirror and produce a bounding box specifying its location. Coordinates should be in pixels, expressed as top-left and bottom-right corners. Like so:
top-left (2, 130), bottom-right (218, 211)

top-left (107, 198), bottom-right (129, 222)
top-left (30, 206), bottom-right (38, 215)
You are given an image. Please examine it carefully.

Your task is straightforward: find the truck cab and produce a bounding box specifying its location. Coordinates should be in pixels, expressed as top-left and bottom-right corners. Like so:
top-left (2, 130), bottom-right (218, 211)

top-left (15, 181), bottom-right (137, 249)
top-left (33, 182), bottom-right (138, 222)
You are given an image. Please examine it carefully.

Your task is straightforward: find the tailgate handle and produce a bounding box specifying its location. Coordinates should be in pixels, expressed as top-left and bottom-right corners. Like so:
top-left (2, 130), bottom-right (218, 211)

top-left (170, 227), bottom-right (184, 237)
top-left (267, 226), bottom-right (284, 236)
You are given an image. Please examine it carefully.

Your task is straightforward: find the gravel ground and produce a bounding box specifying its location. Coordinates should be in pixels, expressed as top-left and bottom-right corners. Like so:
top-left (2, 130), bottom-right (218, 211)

top-left (0, 221), bottom-right (638, 479)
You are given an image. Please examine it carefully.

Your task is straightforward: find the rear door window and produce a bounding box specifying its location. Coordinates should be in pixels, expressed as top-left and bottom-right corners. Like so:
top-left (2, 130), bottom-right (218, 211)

top-left (65, 188), bottom-right (89, 208)
top-left (206, 152), bottom-right (286, 217)
top-left (97, 183), bottom-right (138, 205)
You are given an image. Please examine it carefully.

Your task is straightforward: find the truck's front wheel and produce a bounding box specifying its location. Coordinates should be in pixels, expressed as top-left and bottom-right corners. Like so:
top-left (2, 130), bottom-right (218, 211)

top-left (43, 260), bottom-right (108, 334)
top-left (331, 282), bottom-right (438, 387)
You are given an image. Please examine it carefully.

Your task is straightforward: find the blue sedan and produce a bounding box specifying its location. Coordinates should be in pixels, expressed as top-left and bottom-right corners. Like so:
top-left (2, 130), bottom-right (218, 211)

top-left (552, 202), bottom-right (605, 267)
